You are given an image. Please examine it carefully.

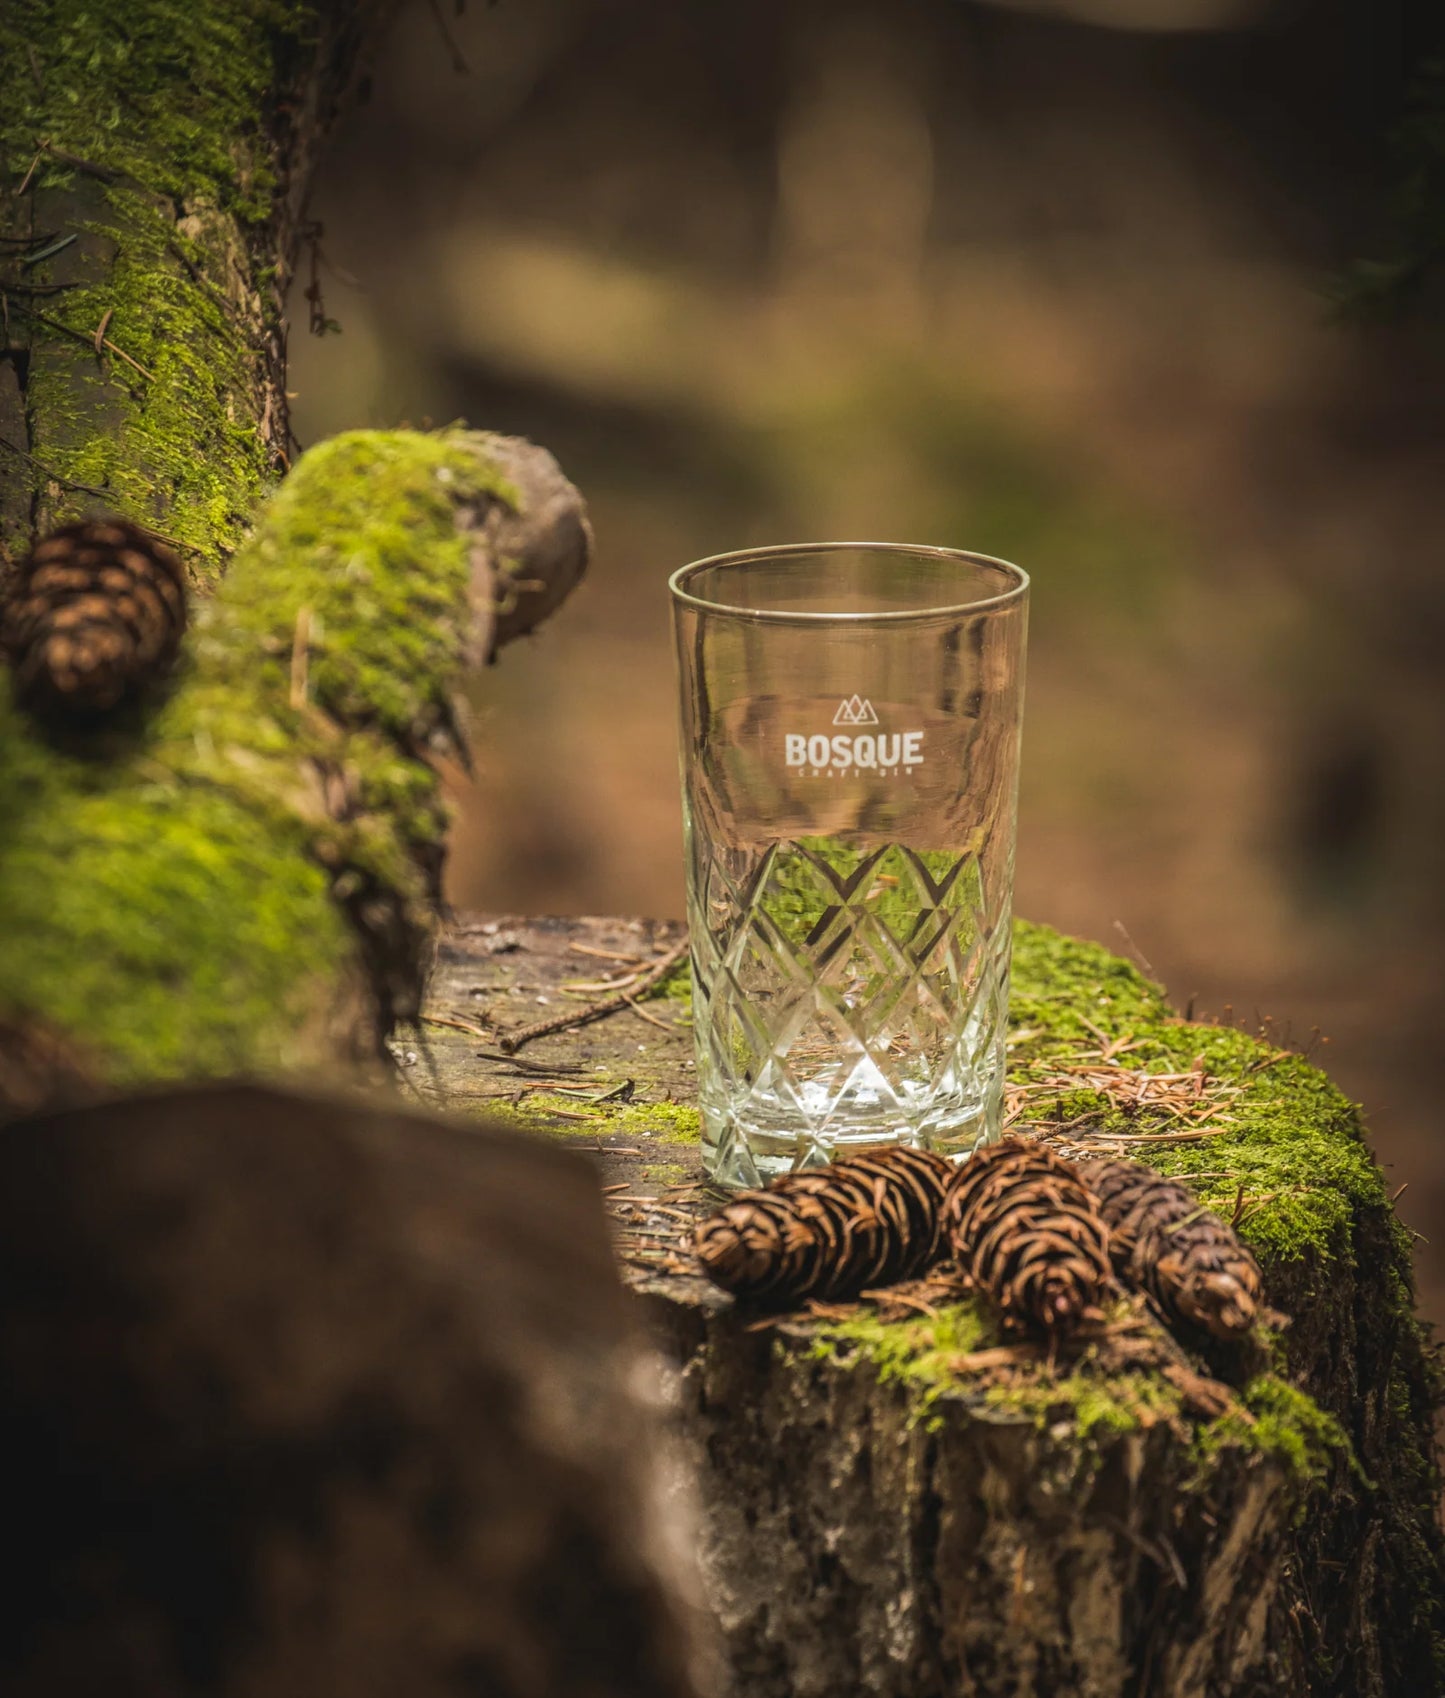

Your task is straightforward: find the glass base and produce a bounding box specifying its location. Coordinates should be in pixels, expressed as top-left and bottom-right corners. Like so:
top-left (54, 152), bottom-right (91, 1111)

top-left (700, 1079), bottom-right (1003, 1189)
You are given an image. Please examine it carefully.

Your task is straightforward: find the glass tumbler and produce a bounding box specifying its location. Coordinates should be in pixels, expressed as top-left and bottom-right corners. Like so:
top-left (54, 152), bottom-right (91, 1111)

top-left (669, 543), bottom-right (1028, 1188)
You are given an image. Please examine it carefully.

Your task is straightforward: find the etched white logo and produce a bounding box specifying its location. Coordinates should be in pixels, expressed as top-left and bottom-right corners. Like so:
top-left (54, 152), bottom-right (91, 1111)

top-left (785, 696), bottom-right (924, 776)
top-left (832, 694), bottom-right (879, 727)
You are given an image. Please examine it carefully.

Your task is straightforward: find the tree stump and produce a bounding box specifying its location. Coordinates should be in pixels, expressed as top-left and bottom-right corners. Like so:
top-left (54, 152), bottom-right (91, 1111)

top-left (411, 914), bottom-right (1445, 1698)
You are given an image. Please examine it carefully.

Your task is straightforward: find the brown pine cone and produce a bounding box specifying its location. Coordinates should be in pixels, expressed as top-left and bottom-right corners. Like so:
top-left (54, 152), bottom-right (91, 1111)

top-left (693, 1144), bottom-right (954, 1305)
top-left (944, 1136), bottom-right (1112, 1335)
top-left (1, 518), bottom-right (188, 717)
top-left (1082, 1158), bottom-right (1264, 1341)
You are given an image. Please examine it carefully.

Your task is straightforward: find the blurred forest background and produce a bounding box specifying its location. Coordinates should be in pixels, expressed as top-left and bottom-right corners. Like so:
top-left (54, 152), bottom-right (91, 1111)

top-left (290, 0), bottom-right (1445, 1316)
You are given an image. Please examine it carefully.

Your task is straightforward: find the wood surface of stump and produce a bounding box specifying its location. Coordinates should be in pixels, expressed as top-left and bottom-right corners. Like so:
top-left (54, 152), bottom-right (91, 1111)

top-left (409, 913), bottom-right (1445, 1698)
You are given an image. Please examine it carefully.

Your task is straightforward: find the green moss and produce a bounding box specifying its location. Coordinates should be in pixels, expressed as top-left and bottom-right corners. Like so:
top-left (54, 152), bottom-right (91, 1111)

top-left (1, 1), bottom-right (328, 566)
top-left (477, 1093), bottom-right (605, 1135)
top-left (813, 1296), bottom-right (1156, 1439)
top-left (2, 2), bottom-right (317, 214)
top-left (1193, 1375), bottom-right (1354, 1495)
top-left (650, 955), bottom-right (694, 1011)
top-left (642, 1161), bottom-right (690, 1188)
top-left (1009, 920), bottom-right (1385, 1269)
top-left (810, 1302), bottom-right (991, 1427)
top-left (476, 1093), bottom-right (703, 1154)
top-left (1009, 918), bottom-right (1170, 1041)
top-left (609, 1099), bottom-right (702, 1145)
top-left (0, 430), bottom-right (511, 1083)
top-left (0, 766), bottom-right (347, 1078)
top-left (808, 1295), bottom-right (1351, 1491)
top-left (985, 1367), bottom-right (1181, 1446)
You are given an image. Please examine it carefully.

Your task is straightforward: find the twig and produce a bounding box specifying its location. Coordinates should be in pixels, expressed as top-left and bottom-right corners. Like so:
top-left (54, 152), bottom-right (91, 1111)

top-left (19, 232), bottom-right (76, 266)
top-left (621, 992), bottom-right (675, 1032)
top-left (1111, 919), bottom-right (1156, 978)
top-left (93, 306), bottom-right (113, 356)
top-left (39, 139), bottom-right (122, 182)
top-left (142, 525), bottom-right (206, 559)
top-left (946, 1345), bottom-right (1044, 1373)
top-left (420, 1012), bottom-right (493, 1039)
top-left (545, 1079), bottom-right (635, 1101)
top-left (1082, 1127), bottom-right (1233, 1146)
top-left (0, 432), bottom-right (107, 497)
top-left (99, 334), bottom-right (154, 381)
top-left (15, 151), bottom-right (42, 198)
top-left (0, 279), bottom-right (75, 295)
top-left (472, 1049), bottom-right (588, 1076)
top-left (6, 296), bottom-right (153, 379)
top-left (568, 942), bottom-right (649, 964)
top-left (499, 938), bottom-right (689, 1054)
top-left (289, 605), bottom-right (311, 708)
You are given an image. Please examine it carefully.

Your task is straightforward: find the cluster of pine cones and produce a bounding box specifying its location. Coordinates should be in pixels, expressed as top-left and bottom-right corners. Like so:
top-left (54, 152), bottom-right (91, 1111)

top-left (1, 517), bottom-right (188, 719)
top-left (694, 1136), bottom-right (1265, 1343)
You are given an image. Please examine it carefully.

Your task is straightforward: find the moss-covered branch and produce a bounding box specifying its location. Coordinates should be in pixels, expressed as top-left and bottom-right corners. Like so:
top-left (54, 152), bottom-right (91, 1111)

top-left (0, 428), bottom-right (590, 1107)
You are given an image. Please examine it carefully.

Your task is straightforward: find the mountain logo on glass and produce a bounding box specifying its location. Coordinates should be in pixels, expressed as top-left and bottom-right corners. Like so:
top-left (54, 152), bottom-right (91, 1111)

top-left (832, 694), bottom-right (879, 727)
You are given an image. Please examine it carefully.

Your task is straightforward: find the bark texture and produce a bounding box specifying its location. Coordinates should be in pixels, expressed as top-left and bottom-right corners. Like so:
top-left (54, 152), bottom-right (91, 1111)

top-left (408, 913), bottom-right (1445, 1698)
top-left (0, 1082), bottom-right (709, 1697)
top-left (0, 0), bottom-right (394, 568)
top-left (667, 1316), bottom-right (1292, 1698)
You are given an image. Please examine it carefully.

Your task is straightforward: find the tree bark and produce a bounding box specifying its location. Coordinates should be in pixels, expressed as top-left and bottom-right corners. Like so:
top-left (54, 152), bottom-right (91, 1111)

top-left (1, 0), bottom-right (394, 567)
top-left (409, 913), bottom-right (1445, 1698)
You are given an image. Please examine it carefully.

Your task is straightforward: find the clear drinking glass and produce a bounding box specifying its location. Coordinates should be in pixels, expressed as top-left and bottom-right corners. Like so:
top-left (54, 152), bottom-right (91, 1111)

top-left (670, 543), bottom-right (1028, 1188)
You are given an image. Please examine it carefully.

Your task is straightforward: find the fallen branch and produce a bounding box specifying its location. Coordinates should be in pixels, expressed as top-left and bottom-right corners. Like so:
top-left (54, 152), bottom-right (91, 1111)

top-left (499, 938), bottom-right (689, 1054)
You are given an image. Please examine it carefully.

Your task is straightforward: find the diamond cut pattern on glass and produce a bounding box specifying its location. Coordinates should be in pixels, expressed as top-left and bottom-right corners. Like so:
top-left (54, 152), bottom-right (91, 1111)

top-left (688, 834), bottom-right (1009, 1182)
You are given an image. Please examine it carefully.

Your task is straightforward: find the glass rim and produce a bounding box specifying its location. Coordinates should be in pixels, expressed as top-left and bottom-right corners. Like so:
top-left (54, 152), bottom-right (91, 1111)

top-left (667, 540), bottom-right (1030, 624)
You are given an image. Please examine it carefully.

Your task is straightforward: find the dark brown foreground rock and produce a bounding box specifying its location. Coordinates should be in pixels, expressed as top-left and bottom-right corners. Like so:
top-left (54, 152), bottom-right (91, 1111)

top-left (0, 1083), bottom-right (709, 1698)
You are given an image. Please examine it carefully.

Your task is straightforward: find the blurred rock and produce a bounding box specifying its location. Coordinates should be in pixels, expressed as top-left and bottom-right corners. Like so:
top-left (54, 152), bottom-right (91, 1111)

top-left (0, 1083), bottom-right (709, 1698)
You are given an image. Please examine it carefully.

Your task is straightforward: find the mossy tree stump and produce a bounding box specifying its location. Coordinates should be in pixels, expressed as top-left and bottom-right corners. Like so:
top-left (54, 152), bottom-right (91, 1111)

top-left (412, 914), bottom-right (1445, 1698)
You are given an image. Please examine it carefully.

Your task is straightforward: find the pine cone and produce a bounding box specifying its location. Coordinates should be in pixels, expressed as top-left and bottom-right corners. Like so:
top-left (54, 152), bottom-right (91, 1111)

top-left (1, 518), bottom-right (188, 717)
top-left (1083, 1159), bottom-right (1263, 1341)
top-left (693, 1145), bottom-right (954, 1305)
top-left (944, 1136), bottom-right (1112, 1335)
